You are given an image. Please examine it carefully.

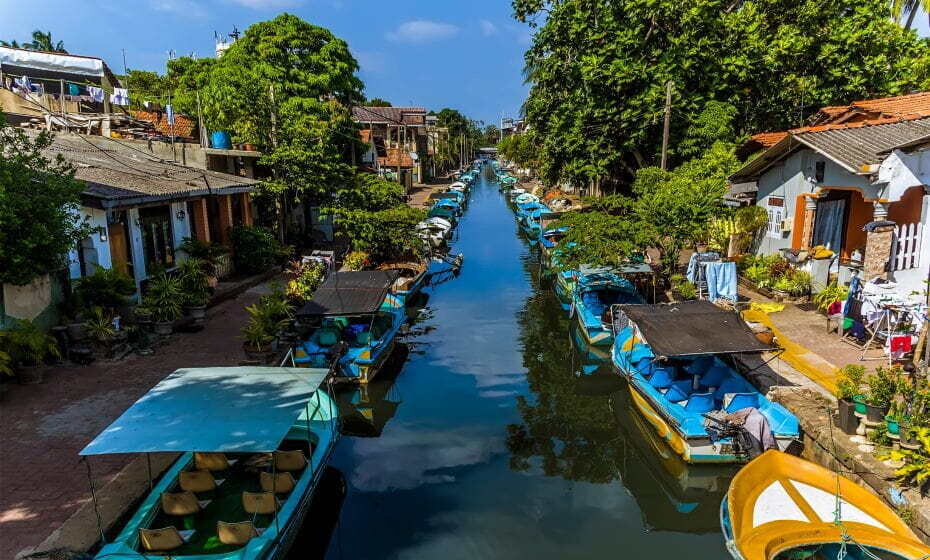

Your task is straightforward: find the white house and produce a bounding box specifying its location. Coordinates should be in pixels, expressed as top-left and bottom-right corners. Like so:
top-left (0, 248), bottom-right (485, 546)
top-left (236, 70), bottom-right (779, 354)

top-left (728, 92), bottom-right (930, 296)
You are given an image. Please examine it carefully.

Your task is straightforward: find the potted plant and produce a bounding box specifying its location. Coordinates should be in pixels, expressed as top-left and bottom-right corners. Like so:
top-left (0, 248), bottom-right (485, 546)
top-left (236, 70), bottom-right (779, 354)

top-left (864, 367), bottom-right (900, 423)
top-left (144, 273), bottom-right (183, 335)
top-left (835, 365), bottom-right (865, 434)
top-left (178, 238), bottom-right (227, 288)
top-left (886, 402), bottom-right (905, 435)
top-left (241, 303), bottom-right (275, 362)
top-left (84, 306), bottom-right (117, 357)
top-left (178, 258), bottom-right (211, 321)
top-left (6, 320), bottom-right (61, 384)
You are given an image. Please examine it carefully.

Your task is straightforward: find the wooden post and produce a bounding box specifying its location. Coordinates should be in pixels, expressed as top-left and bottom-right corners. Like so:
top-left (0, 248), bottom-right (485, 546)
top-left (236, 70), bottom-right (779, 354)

top-left (661, 80), bottom-right (673, 171)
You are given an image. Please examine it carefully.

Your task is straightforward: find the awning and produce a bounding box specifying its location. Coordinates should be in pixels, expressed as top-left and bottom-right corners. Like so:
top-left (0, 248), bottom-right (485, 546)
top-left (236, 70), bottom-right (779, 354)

top-left (80, 367), bottom-right (330, 455)
top-left (297, 270), bottom-right (400, 317)
top-left (617, 301), bottom-right (772, 358)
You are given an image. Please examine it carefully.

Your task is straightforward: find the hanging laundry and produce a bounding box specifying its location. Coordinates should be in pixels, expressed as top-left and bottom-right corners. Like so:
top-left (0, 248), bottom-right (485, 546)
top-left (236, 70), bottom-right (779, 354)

top-left (14, 75), bottom-right (34, 93)
top-left (87, 86), bottom-right (105, 103)
top-left (67, 82), bottom-right (81, 96)
top-left (110, 87), bottom-right (129, 105)
top-left (166, 104), bottom-right (175, 125)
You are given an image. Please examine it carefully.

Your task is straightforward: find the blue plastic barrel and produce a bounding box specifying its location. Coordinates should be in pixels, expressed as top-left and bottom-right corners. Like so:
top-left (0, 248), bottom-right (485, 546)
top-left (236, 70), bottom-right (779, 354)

top-left (210, 131), bottom-right (232, 150)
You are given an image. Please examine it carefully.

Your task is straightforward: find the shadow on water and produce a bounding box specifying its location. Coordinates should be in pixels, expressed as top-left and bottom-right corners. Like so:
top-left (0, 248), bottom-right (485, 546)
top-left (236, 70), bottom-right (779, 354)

top-left (292, 169), bottom-right (734, 559)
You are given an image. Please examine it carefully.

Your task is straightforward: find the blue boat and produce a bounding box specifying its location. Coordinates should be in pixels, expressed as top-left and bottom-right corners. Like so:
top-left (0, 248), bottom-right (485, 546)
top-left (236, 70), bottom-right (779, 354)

top-left (515, 200), bottom-right (550, 238)
top-left (86, 366), bottom-right (338, 560)
top-left (538, 227), bottom-right (568, 270)
top-left (432, 198), bottom-right (463, 217)
top-left (377, 261), bottom-right (429, 299)
top-left (427, 205), bottom-right (458, 224)
top-left (294, 271), bottom-right (407, 383)
top-left (611, 301), bottom-right (800, 464)
top-left (571, 271), bottom-right (643, 346)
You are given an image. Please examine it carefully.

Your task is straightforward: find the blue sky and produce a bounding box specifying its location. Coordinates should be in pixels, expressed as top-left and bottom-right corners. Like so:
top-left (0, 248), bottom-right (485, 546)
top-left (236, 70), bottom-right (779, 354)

top-left (3, 2), bottom-right (930, 126)
top-left (0, 0), bottom-right (534, 126)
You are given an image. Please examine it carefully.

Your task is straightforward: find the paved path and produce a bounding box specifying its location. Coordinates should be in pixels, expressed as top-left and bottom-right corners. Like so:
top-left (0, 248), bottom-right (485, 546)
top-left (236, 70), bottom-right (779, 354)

top-left (0, 283), bottom-right (269, 559)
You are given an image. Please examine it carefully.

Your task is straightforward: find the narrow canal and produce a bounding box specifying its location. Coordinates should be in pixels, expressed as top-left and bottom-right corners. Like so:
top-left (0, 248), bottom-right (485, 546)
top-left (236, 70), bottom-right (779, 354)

top-left (297, 169), bottom-right (737, 559)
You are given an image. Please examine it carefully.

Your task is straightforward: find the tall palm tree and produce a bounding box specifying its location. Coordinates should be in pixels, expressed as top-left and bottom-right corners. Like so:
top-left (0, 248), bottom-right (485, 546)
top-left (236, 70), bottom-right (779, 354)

top-left (891, 0), bottom-right (930, 31)
top-left (27, 30), bottom-right (67, 53)
top-left (0, 40), bottom-right (22, 48)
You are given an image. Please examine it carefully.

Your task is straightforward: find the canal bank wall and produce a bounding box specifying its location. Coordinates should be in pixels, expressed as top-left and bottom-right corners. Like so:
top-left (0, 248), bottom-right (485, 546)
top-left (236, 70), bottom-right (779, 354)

top-left (734, 352), bottom-right (930, 544)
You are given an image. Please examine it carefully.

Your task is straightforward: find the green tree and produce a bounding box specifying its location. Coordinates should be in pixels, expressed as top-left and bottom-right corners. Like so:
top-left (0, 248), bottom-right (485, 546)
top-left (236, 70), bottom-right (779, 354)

top-left (0, 123), bottom-right (93, 285)
top-left (365, 97), bottom-right (392, 107)
top-left (891, 0), bottom-right (930, 31)
top-left (337, 205), bottom-right (427, 262)
top-left (497, 131), bottom-right (539, 171)
top-left (119, 70), bottom-right (170, 110)
top-left (514, 0), bottom-right (930, 191)
top-left (2, 30), bottom-right (67, 53)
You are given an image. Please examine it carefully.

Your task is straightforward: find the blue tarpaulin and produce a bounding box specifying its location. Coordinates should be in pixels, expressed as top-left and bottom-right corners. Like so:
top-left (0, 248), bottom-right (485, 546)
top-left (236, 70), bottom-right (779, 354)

top-left (80, 367), bottom-right (329, 456)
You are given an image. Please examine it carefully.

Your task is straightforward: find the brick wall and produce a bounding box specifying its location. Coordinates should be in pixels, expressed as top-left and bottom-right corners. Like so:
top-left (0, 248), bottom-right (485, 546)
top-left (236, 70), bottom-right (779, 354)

top-left (863, 224), bottom-right (895, 280)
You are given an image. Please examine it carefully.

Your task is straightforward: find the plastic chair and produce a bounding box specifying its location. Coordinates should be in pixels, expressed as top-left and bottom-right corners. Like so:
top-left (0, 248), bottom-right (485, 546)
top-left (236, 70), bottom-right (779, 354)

top-left (664, 379), bottom-right (693, 403)
top-left (683, 356), bottom-right (714, 376)
top-left (194, 452), bottom-right (235, 472)
top-left (649, 367), bottom-right (675, 390)
top-left (684, 392), bottom-right (715, 414)
top-left (161, 491), bottom-right (208, 516)
top-left (139, 527), bottom-right (195, 552)
top-left (712, 378), bottom-right (745, 403)
top-left (179, 470), bottom-right (222, 493)
top-left (260, 471), bottom-right (296, 494)
top-left (725, 393), bottom-right (760, 413)
top-left (273, 450), bottom-right (307, 472)
top-left (699, 365), bottom-right (729, 390)
top-left (242, 492), bottom-right (279, 515)
top-left (634, 357), bottom-right (654, 376)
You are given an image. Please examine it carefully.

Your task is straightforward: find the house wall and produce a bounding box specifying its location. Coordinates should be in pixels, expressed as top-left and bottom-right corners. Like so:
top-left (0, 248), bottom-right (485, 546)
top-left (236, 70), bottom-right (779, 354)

top-left (754, 149), bottom-right (881, 257)
top-left (68, 206), bottom-right (112, 279)
top-left (889, 191), bottom-right (930, 295)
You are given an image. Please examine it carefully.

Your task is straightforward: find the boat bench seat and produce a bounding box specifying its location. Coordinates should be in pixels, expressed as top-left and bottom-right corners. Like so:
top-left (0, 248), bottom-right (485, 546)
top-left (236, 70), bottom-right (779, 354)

top-left (194, 452), bottom-right (237, 472)
top-left (273, 450), bottom-right (307, 472)
top-left (179, 469), bottom-right (223, 493)
top-left (139, 526), bottom-right (196, 551)
top-left (217, 520), bottom-right (264, 546)
top-left (161, 491), bottom-right (211, 516)
top-left (260, 471), bottom-right (296, 494)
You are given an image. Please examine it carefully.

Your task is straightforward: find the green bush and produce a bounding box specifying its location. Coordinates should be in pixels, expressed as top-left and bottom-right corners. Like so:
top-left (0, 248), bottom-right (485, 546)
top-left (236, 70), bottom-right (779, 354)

top-left (343, 251), bottom-right (369, 271)
top-left (178, 258), bottom-right (211, 307)
top-left (141, 272), bottom-right (183, 323)
top-left (73, 266), bottom-right (136, 311)
top-left (178, 237), bottom-right (228, 276)
top-left (5, 319), bottom-right (60, 366)
top-left (285, 260), bottom-right (325, 304)
top-left (813, 282), bottom-right (849, 312)
top-left (229, 226), bottom-right (290, 275)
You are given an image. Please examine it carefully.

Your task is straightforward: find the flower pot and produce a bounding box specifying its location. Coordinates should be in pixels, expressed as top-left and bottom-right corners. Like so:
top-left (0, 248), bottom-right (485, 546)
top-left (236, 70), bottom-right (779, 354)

top-left (886, 416), bottom-right (901, 435)
top-left (185, 305), bottom-right (207, 320)
top-left (836, 398), bottom-right (859, 435)
top-left (243, 344), bottom-right (274, 364)
top-left (17, 365), bottom-right (43, 385)
top-left (154, 321), bottom-right (174, 336)
top-left (853, 395), bottom-right (867, 415)
top-left (865, 403), bottom-right (889, 423)
top-left (66, 321), bottom-right (87, 343)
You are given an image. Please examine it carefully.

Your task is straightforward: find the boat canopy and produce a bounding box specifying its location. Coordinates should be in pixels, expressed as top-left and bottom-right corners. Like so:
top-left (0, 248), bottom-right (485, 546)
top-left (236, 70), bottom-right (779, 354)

top-left (617, 301), bottom-right (772, 358)
top-left (297, 270), bottom-right (400, 317)
top-left (80, 367), bottom-right (330, 456)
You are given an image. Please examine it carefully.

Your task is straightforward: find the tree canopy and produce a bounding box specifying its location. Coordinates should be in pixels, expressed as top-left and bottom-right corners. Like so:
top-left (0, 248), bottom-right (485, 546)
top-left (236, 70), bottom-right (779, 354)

top-left (0, 123), bottom-right (92, 285)
top-left (364, 97), bottom-right (392, 107)
top-left (1, 30), bottom-right (67, 53)
top-left (514, 0), bottom-right (930, 191)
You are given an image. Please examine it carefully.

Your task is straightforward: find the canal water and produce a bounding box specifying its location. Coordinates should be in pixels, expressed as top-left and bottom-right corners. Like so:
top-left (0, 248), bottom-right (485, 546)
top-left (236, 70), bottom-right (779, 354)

top-left (295, 170), bottom-right (737, 559)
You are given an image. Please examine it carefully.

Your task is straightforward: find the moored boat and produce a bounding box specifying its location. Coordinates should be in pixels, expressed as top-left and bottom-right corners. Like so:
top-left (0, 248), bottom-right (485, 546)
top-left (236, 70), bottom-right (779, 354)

top-left (294, 271), bottom-right (406, 383)
top-left (416, 217), bottom-right (452, 249)
top-left (721, 450), bottom-right (930, 560)
top-left (538, 226), bottom-right (568, 269)
top-left (377, 260), bottom-right (429, 298)
top-left (611, 301), bottom-right (799, 464)
top-left (571, 271), bottom-right (643, 346)
top-left (87, 366), bottom-right (338, 560)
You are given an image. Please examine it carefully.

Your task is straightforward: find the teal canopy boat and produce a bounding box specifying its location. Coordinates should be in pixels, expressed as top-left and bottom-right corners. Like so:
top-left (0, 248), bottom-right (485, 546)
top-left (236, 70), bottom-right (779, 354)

top-left (538, 227), bottom-right (569, 270)
top-left (571, 271), bottom-right (643, 346)
top-left (515, 201), bottom-right (550, 239)
top-left (87, 366), bottom-right (338, 560)
top-left (431, 198), bottom-right (463, 217)
top-left (294, 271), bottom-right (406, 383)
top-left (611, 301), bottom-right (799, 464)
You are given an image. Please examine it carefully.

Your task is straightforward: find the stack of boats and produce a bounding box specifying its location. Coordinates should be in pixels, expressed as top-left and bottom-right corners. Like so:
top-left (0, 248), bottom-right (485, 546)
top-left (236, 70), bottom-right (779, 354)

top-left (416, 162), bottom-right (480, 250)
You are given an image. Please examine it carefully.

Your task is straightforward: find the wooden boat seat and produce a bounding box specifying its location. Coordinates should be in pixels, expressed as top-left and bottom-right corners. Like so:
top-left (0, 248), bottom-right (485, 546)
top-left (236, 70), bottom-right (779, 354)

top-left (194, 452), bottom-right (237, 471)
top-left (273, 450), bottom-right (307, 472)
top-left (161, 491), bottom-right (210, 516)
top-left (242, 491), bottom-right (279, 515)
top-left (139, 526), bottom-right (195, 551)
top-left (179, 469), bottom-right (223, 493)
top-left (217, 520), bottom-right (263, 546)
top-left (260, 471), bottom-right (296, 494)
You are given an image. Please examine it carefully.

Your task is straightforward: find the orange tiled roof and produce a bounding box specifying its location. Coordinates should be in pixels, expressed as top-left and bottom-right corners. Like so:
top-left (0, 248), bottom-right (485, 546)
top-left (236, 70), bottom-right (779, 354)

top-left (748, 131), bottom-right (788, 148)
top-left (131, 110), bottom-right (196, 138)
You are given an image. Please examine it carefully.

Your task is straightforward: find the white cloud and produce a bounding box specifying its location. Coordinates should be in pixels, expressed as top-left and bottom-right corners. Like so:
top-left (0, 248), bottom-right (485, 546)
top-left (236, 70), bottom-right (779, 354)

top-left (480, 19), bottom-right (498, 36)
top-left (150, 0), bottom-right (208, 17)
top-left (385, 20), bottom-right (460, 44)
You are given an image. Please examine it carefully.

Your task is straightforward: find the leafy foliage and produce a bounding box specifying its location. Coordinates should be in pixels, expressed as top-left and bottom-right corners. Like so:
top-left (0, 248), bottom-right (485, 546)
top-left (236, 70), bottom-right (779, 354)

top-left (497, 131), bottom-right (539, 171)
top-left (1, 30), bottom-right (66, 52)
top-left (73, 266), bottom-right (136, 311)
top-left (141, 272), bottom-right (183, 323)
top-left (177, 258), bottom-right (211, 307)
top-left (285, 260), bottom-right (325, 304)
top-left (338, 206), bottom-right (427, 262)
top-left (342, 251), bottom-right (369, 271)
top-left (514, 0), bottom-right (930, 190)
top-left (0, 124), bottom-right (94, 285)
top-left (5, 319), bottom-right (60, 366)
top-left (813, 282), bottom-right (850, 312)
top-left (229, 225), bottom-right (290, 275)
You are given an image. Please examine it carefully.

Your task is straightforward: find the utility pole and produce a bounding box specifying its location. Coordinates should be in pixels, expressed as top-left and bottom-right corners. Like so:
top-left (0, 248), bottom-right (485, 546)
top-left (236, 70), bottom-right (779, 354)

top-left (661, 80), bottom-right (674, 171)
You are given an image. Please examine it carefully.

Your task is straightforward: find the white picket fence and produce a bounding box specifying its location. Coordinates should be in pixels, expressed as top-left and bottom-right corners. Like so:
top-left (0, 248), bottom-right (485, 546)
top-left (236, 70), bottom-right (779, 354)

top-left (891, 222), bottom-right (923, 271)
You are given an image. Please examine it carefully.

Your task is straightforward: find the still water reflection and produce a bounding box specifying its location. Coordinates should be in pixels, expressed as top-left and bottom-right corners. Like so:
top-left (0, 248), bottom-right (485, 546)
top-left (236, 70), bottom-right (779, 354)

top-left (294, 170), bottom-right (735, 559)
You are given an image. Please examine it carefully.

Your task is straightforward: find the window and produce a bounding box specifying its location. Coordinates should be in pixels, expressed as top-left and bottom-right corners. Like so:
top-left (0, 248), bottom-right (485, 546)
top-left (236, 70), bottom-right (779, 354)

top-left (766, 197), bottom-right (784, 239)
top-left (139, 205), bottom-right (175, 272)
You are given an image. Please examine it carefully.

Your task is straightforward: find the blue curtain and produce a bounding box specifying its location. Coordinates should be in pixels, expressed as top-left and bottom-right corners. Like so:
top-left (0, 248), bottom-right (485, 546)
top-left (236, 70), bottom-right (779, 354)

top-left (812, 198), bottom-right (845, 251)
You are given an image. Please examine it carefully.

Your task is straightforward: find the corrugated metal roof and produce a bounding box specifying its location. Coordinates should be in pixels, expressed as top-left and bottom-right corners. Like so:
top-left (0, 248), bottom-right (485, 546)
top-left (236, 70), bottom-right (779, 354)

top-left (730, 117), bottom-right (930, 181)
top-left (35, 132), bottom-right (258, 205)
top-left (793, 118), bottom-right (930, 172)
top-left (352, 106), bottom-right (427, 126)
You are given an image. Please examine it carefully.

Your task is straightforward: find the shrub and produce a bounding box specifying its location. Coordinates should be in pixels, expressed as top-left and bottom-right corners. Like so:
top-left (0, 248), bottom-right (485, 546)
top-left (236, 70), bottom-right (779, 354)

top-left (5, 319), bottom-right (60, 366)
top-left (285, 260), bottom-right (325, 304)
top-left (835, 365), bottom-right (865, 400)
top-left (73, 266), bottom-right (136, 311)
top-left (343, 251), bottom-right (369, 271)
top-left (178, 237), bottom-right (228, 276)
top-left (141, 272), bottom-right (183, 323)
top-left (813, 282), bottom-right (849, 312)
top-left (230, 226), bottom-right (290, 275)
top-left (178, 258), bottom-right (211, 307)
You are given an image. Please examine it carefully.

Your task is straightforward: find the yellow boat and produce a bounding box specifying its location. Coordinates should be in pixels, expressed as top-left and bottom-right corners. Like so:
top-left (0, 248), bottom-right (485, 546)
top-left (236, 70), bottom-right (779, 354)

top-left (721, 450), bottom-right (930, 560)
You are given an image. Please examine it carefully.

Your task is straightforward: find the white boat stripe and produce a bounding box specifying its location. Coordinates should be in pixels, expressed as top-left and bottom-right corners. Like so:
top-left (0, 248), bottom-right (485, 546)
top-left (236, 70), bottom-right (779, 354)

top-left (789, 480), bottom-right (889, 532)
top-left (752, 481), bottom-right (808, 527)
